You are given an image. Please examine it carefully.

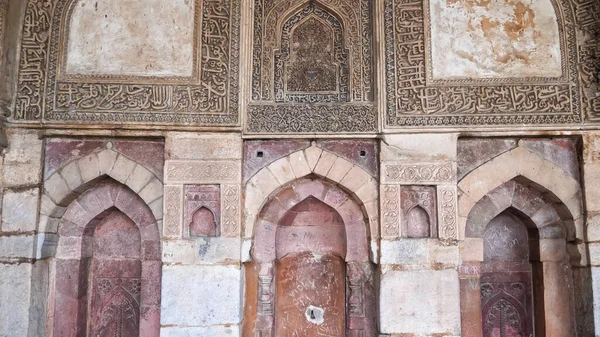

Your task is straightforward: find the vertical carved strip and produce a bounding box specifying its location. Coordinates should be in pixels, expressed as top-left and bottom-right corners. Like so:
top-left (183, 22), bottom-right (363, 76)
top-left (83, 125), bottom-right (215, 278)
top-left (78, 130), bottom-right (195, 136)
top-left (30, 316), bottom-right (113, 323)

top-left (381, 184), bottom-right (400, 239)
top-left (437, 185), bottom-right (457, 240)
top-left (163, 185), bottom-right (183, 238)
top-left (221, 184), bottom-right (241, 237)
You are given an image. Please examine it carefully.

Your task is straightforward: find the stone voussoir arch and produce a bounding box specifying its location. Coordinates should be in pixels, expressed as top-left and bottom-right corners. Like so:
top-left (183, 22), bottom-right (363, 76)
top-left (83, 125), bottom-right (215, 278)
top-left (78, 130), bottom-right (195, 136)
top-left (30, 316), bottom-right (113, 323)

top-left (41, 148), bottom-right (164, 227)
top-left (243, 144), bottom-right (379, 240)
top-left (457, 145), bottom-right (582, 240)
top-left (465, 179), bottom-right (565, 240)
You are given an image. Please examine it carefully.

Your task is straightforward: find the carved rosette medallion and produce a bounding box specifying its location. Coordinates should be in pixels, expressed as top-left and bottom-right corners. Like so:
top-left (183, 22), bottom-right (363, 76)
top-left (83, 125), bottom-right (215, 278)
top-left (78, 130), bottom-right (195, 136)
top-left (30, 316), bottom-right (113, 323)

top-left (14, 0), bottom-right (240, 126)
top-left (383, 162), bottom-right (454, 184)
top-left (384, 0), bottom-right (583, 127)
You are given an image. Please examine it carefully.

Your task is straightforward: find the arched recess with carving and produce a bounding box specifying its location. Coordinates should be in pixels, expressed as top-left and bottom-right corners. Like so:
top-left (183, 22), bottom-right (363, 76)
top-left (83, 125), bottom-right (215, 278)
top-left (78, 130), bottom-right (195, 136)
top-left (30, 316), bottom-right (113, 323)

top-left (40, 147), bottom-right (163, 337)
top-left (458, 148), bottom-right (582, 337)
top-left (243, 177), bottom-right (377, 336)
top-left (49, 179), bottom-right (161, 337)
top-left (243, 144), bottom-right (378, 253)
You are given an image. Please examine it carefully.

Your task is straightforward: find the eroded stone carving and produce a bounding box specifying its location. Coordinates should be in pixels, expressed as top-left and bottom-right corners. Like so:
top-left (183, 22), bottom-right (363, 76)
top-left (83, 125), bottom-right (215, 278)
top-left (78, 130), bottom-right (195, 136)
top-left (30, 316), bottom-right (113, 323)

top-left (384, 0), bottom-right (581, 127)
top-left (401, 186), bottom-right (437, 238)
top-left (274, 3), bottom-right (348, 103)
top-left (381, 185), bottom-right (400, 238)
top-left (164, 186), bottom-right (183, 237)
top-left (15, 0), bottom-right (240, 125)
top-left (383, 163), bottom-right (454, 184)
top-left (165, 161), bottom-right (240, 184)
top-left (185, 185), bottom-right (220, 237)
top-left (437, 185), bottom-right (457, 239)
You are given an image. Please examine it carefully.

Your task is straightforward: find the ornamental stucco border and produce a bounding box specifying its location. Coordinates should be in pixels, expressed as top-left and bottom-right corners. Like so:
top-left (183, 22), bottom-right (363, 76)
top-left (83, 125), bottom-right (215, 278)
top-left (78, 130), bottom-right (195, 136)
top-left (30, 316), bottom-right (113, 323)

top-left (383, 0), bottom-right (584, 128)
top-left (14, 0), bottom-right (240, 126)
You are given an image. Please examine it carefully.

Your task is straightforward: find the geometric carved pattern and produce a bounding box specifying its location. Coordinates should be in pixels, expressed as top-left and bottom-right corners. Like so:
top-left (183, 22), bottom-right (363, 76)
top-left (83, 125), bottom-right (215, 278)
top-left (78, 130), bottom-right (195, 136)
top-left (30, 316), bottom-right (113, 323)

top-left (246, 104), bottom-right (377, 133)
top-left (480, 280), bottom-right (533, 337)
top-left (15, 0), bottom-right (240, 126)
top-left (164, 186), bottom-right (183, 238)
top-left (384, 0), bottom-right (582, 127)
top-left (221, 184), bottom-right (240, 237)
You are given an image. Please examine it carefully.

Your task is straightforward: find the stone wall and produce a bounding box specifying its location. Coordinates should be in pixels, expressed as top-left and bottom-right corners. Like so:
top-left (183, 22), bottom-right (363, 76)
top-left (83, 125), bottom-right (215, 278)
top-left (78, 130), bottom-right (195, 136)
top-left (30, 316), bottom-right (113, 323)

top-left (0, 0), bottom-right (599, 336)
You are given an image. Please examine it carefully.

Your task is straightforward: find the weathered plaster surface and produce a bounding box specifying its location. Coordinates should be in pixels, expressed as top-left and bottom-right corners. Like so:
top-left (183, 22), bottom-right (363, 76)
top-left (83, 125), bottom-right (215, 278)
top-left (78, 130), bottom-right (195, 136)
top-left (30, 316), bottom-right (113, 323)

top-left (66, 0), bottom-right (195, 77)
top-left (430, 0), bottom-right (562, 79)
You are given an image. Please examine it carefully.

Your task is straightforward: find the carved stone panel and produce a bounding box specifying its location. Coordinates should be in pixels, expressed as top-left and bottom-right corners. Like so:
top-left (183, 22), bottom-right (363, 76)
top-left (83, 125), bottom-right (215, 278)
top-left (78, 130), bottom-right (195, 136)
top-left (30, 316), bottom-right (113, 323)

top-left (574, 0), bottom-right (600, 121)
top-left (247, 0), bottom-right (376, 133)
top-left (400, 186), bottom-right (437, 238)
top-left (14, 0), bottom-right (240, 126)
top-left (384, 0), bottom-right (582, 127)
top-left (185, 185), bottom-right (220, 237)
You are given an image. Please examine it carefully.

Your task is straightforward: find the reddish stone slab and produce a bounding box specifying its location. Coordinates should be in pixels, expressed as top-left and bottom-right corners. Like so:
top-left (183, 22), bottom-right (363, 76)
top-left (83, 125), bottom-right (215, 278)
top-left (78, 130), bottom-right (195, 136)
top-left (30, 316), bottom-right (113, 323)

top-left (243, 140), bottom-right (311, 182)
top-left (316, 139), bottom-right (379, 177)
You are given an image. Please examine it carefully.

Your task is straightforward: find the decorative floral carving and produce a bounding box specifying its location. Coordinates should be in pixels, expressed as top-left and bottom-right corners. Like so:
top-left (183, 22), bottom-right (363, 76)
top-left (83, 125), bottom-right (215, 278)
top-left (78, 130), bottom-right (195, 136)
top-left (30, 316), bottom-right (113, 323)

top-left (185, 185), bottom-right (220, 237)
top-left (401, 186), bottom-right (437, 238)
top-left (246, 104), bottom-right (377, 133)
top-left (381, 185), bottom-right (400, 238)
top-left (383, 163), bottom-right (453, 184)
top-left (437, 185), bottom-right (457, 240)
top-left (221, 184), bottom-right (240, 236)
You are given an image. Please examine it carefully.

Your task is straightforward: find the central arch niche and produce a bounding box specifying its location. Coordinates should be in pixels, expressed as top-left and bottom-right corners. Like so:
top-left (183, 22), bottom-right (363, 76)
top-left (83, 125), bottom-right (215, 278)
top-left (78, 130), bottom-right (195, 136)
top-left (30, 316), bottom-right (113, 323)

top-left (243, 178), bottom-right (376, 337)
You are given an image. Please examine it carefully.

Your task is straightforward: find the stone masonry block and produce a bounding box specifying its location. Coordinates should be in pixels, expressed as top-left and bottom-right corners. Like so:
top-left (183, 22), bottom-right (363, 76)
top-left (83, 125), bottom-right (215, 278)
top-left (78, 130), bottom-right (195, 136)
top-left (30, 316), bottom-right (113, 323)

top-left (77, 153), bottom-right (100, 183)
top-left (268, 157), bottom-right (295, 186)
top-left (126, 164), bottom-right (156, 193)
top-left (109, 154), bottom-right (137, 184)
top-left (288, 150), bottom-right (311, 178)
top-left (2, 188), bottom-right (39, 232)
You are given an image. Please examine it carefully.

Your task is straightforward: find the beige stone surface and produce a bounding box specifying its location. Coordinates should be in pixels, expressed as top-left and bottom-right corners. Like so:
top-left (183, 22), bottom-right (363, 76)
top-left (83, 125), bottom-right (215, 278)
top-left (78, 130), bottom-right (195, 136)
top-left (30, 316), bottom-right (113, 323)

top-left (287, 150), bottom-right (311, 178)
top-left (267, 157), bottom-right (295, 185)
top-left (66, 0), bottom-right (195, 77)
top-left (109, 154), bottom-right (137, 184)
top-left (0, 264), bottom-right (32, 337)
top-left (313, 150), bottom-right (337, 177)
top-left (59, 161), bottom-right (83, 191)
top-left (429, 0), bottom-right (561, 79)
top-left (340, 165), bottom-right (371, 192)
top-left (304, 146), bottom-right (323, 170)
top-left (3, 130), bottom-right (42, 187)
top-left (126, 164), bottom-right (156, 193)
top-left (77, 153), bottom-right (100, 183)
top-left (2, 188), bottom-right (39, 232)
top-left (382, 134), bottom-right (458, 162)
top-left (326, 157), bottom-right (354, 182)
top-left (380, 268), bottom-right (461, 334)
top-left (166, 133), bottom-right (243, 160)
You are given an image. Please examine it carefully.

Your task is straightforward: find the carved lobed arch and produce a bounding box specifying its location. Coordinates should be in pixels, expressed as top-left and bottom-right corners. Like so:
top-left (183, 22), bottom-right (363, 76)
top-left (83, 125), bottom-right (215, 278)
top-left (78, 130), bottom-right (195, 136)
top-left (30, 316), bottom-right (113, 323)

top-left (458, 145), bottom-right (582, 240)
top-left (244, 144), bottom-right (379, 256)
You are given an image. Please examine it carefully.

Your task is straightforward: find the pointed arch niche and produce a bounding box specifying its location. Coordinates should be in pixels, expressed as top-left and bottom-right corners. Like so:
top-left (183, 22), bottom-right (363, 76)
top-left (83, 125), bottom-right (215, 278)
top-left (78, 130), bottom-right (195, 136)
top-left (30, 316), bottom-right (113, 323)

top-left (49, 179), bottom-right (161, 337)
top-left (242, 177), bottom-right (377, 337)
top-left (460, 178), bottom-right (576, 337)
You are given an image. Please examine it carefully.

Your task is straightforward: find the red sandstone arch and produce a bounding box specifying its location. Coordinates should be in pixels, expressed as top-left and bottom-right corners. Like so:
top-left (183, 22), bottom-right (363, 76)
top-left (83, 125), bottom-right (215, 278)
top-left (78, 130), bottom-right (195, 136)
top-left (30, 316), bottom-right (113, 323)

top-left (50, 179), bottom-right (161, 337)
top-left (460, 178), bottom-right (577, 337)
top-left (244, 177), bottom-right (376, 337)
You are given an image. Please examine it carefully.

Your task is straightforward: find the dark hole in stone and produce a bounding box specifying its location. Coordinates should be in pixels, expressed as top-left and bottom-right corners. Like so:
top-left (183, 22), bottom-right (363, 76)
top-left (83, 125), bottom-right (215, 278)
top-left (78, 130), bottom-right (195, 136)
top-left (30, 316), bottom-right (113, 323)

top-left (257, 151), bottom-right (264, 158)
top-left (310, 310), bottom-right (315, 319)
top-left (359, 150), bottom-right (367, 157)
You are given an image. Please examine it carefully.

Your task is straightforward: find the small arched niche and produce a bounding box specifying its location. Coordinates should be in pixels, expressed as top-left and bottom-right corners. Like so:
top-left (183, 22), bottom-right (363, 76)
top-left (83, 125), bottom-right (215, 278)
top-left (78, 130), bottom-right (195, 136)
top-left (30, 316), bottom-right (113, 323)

top-left (406, 205), bottom-right (431, 238)
top-left (189, 206), bottom-right (217, 237)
